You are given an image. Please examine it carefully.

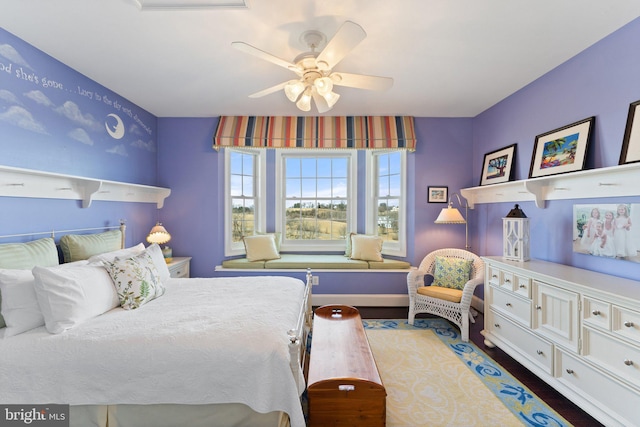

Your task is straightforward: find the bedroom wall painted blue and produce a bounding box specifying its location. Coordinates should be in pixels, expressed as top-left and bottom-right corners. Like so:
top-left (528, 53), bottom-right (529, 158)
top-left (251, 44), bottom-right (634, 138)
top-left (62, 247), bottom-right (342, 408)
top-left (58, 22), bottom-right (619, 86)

top-left (0, 27), bottom-right (159, 246)
top-left (472, 17), bottom-right (640, 281)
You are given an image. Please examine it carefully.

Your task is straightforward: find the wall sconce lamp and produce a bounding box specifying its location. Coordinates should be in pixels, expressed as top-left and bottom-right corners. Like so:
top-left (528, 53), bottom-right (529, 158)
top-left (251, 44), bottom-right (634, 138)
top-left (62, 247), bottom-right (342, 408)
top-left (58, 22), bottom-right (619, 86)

top-left (434, 193), bottom-right (471, 251)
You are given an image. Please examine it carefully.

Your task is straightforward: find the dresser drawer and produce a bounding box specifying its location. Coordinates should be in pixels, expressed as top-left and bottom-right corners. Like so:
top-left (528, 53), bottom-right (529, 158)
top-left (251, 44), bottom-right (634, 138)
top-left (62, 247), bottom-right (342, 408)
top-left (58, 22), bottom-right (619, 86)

top-left (583, 326), bottom-right (640, 386)
top-left (490, 286), bottom-right (531, 327)
top-left (487, 265), bottom-right (500, 287)
top-left (555, 347), bottom-right (640, 426)
top-left (488, 310), bottom-right (553, 375)
top-left (612, 305), bottom-right (640, 346)
top-left (582, 296), bottom-right (611, 330)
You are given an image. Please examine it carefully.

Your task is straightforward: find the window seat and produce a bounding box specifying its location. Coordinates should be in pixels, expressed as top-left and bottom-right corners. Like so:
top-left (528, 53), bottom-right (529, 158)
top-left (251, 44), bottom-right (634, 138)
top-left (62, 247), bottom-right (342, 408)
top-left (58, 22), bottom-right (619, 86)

top-left (219, 254), bottom-right (411, 270)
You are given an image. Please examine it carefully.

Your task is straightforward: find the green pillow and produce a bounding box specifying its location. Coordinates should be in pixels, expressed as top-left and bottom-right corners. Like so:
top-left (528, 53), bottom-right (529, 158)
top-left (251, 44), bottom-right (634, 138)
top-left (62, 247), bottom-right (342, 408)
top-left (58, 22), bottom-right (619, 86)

top-left (60, 230), bottom-right (122, 262)
top-left (432, 256), bottom-right (473, 290)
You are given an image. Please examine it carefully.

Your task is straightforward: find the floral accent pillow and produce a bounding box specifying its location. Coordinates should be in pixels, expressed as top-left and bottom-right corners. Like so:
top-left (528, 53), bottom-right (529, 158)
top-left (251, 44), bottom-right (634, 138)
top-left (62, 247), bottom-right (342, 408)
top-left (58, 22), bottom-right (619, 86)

top-left (103, 251), bottom-right (165, 310)
top-left (432, 256), bottom-right (473, 290)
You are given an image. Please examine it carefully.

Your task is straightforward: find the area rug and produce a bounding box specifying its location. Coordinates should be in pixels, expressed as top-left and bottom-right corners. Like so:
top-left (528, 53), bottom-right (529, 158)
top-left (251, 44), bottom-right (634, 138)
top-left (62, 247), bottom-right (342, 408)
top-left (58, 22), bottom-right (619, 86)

top-left (363, 319), bottom-right (570, 427)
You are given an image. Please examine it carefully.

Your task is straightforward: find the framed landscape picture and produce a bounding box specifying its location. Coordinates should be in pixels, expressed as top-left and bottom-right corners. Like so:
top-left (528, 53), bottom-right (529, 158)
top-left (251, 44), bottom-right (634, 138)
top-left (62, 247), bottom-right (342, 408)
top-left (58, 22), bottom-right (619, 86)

top-left (479, 143), bottom-right (517, 186)
top-left (620, 99), bottom-right (640, 164)
top-left (428, 186), bottom-right (448, 203)
top-left (529, 117), bottom-right (594, 178)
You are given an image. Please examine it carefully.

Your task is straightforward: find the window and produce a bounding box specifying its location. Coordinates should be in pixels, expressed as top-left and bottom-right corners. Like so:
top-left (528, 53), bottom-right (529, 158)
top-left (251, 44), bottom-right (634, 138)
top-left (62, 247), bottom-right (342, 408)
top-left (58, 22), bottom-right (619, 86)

top-left (224, 148), bottom-right (265, 256)
top-left (367, 150), bottom-right (407, 257)
top-left (275, 150), bottom-right (358, 252)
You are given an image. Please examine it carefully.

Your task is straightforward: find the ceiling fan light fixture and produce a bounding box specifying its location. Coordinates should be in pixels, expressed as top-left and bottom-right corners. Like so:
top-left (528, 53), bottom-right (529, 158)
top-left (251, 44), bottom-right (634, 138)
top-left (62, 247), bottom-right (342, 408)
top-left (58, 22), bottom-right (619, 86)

top-left (296, 88), bottom-right (312, 111)
top-left (322, 90), bottom-right (340, 108)
top-left (314, 77), bottom-right (333, 96)
top-left (284, 80), bottom-right (305, 102)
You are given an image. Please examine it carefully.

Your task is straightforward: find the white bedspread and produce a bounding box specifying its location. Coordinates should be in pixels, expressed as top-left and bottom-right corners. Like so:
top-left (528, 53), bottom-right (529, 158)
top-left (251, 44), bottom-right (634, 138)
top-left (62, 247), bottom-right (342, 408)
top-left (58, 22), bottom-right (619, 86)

top-left (0, 276), bottom-right (306, 427)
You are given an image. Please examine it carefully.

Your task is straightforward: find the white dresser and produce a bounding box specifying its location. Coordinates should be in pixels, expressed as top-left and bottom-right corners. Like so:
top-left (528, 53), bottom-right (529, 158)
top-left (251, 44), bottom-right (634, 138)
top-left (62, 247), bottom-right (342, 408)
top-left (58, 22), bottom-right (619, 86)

top-left (483, 256), bottom-right (640, 427)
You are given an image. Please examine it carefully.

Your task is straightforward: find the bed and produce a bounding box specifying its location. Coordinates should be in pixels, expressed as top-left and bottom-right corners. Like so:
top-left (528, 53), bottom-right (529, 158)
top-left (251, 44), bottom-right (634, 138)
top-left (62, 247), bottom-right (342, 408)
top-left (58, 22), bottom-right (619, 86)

top-left (0, 223), bottom-right (312, 427)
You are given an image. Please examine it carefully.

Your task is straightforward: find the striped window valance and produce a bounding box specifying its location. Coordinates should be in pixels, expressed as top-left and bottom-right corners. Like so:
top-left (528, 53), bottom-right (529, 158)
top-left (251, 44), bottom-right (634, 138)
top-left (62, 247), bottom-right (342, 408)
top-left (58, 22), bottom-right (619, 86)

top-left (213, 116), bottom-right (416, 151)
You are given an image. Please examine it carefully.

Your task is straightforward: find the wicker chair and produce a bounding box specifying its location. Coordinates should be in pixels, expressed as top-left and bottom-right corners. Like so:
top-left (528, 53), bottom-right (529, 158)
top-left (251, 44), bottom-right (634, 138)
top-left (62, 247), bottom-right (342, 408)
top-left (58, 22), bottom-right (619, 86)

top-left (407, 248), bottom-right (484, 342)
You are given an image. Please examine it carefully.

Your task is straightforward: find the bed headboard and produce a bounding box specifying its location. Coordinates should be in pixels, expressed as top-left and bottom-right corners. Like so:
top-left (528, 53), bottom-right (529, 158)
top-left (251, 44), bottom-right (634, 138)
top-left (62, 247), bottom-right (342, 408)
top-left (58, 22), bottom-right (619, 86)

top-left (0, 220), bottom-right (127, 266)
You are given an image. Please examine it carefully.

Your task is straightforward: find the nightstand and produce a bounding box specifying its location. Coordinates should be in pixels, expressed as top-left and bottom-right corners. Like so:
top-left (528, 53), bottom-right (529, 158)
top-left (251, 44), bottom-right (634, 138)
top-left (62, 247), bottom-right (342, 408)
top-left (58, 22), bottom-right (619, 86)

top-left (166, 257), bottom-right (191, 278)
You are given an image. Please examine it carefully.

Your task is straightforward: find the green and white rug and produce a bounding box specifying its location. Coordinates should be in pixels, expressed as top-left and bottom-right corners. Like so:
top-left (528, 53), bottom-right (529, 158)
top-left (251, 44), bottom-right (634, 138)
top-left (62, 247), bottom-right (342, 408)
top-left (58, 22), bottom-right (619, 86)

top-left (362, 319), bottom-right (570, 427)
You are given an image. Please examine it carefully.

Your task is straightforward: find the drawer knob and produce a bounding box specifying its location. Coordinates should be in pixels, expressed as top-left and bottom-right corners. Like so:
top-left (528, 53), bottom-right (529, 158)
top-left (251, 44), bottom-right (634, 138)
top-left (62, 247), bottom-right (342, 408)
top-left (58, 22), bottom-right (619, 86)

top-left (624, 359), bottom-right (634, 366)
top-left (536, 350), bottom-right (544, 355)
top-left (624, 321), bottom-right (635, 328)
top-left (565, 369), bottom-right (574, 375)
top-left (519, 284), bottom-right (526, 289)
top-left (506, 303), bottom-right (512, 307)
top-left (592, 310), bottom-right (601, 316)
top-left (494, 323), bottom-right (500, 328)
top-left (535, 305), bottom-right (542, 310)
top-left (492, 274), bottom-right (498, 279)
top-left (504, 279), bottom-right (511, 283)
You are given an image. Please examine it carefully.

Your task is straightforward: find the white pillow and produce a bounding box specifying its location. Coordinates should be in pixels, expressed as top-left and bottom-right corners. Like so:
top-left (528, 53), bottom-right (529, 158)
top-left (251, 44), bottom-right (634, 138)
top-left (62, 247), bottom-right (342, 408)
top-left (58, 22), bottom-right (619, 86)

top-left (350, 234), bottom-right (383, 262)
top-left (143, 243), bottom-right (171, 281)
top-left (0, 269), bottom-right (44, 338)
top-left (87, 243), bottom-right (145, 263)
top-left (32, 264), bottom-right (120, 334)
top-left (104, 251), bottom-right (165, 310)
top-left (243, 234), bottom-right (280, 262)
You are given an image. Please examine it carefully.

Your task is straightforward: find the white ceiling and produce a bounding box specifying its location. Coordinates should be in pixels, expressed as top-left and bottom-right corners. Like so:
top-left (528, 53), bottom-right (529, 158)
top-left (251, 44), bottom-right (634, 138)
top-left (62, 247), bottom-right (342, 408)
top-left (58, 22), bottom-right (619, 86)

top-left (2, 0), bottom-right (639, 118)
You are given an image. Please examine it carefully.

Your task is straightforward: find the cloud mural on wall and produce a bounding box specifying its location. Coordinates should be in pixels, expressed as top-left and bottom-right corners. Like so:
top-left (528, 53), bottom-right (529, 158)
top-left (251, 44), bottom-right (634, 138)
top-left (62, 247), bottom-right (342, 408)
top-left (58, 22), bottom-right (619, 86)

top-left (0, 105), bottom-right (47, 134)
top-left (0, 43), bottom-right (32, 69)
top-left (1, 28), bottom-right (157, 182)
top-left (24, 90), bottom-right (54, 107)
top-left (68, 128), bottom-right (93, 145)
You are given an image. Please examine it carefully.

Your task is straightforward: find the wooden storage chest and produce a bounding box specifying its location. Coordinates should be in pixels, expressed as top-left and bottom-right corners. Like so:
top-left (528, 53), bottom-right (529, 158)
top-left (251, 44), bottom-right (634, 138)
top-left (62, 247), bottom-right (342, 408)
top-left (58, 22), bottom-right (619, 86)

top-left (307, 305), bottom-right (386, 427)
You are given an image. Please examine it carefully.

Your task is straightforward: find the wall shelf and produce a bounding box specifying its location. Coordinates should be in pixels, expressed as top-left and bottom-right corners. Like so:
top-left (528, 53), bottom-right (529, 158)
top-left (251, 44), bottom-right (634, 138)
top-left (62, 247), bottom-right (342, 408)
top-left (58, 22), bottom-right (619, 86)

top-left (460, 163), bottom-right (640, 208)
top-left (0, 165), bottom-right (171, 208)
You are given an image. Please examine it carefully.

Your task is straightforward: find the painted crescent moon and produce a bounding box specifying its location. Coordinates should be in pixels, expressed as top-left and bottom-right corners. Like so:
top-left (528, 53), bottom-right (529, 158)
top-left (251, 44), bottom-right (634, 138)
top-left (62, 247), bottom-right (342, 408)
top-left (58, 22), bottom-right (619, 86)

top-left (105, 113), bottom-right (125, 139)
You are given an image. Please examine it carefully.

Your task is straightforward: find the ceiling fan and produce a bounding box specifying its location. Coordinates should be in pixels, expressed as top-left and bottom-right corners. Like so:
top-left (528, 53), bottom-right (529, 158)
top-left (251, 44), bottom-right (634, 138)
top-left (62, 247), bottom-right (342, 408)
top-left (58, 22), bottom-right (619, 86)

top-left (232, 21), bottom-right (393, 113)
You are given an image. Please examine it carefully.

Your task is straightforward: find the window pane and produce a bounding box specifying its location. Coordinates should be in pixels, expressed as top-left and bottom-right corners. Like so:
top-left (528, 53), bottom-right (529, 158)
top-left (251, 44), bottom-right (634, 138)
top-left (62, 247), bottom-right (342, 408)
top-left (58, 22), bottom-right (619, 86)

top-left (301, 158), bottom-right (316, 177)
top-left (317, 178), bottom-right (332, 198)
top-left (332, 158), bottom-right (348, 177)
top-left (230, 174), bottom-right (242, 196)
top-left (286, 179), bottom-right (301, 198)
top-left (389, 174), bottom-right (401, 196)
top-left (243, 176), bottom-right (253, 197)
top-left (389, 152), bottom-right (401, 174)
top-left (333, 179), bottom-right (347, 198)
top-left (317, 158), bottom-right (331, 177)
top-left (286, 158), bottom-right (301, 177)
top-left (301, 178), bottom-right (316, 198)
top-left (378, 177), bottom-right (389, 197)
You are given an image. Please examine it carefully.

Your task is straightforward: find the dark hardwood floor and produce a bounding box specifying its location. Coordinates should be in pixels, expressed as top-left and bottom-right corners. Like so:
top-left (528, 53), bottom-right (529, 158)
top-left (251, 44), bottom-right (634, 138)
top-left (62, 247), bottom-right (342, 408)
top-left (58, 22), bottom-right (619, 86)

top-left (355, 306), bottom-right (604, 427)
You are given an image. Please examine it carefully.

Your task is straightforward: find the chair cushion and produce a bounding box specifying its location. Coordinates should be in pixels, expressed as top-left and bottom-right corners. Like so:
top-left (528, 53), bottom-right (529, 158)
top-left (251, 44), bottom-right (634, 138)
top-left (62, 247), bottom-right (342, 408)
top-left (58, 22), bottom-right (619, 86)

top-left (416, 285), bottom-right (463, 303)
top-left (432, 256), bottom-right (472, 290)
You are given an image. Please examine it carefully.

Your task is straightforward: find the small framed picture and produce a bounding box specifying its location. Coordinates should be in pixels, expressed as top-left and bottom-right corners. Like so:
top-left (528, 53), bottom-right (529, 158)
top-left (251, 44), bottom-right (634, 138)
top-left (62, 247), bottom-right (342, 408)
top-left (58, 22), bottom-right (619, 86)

top-left (529, 116), bottom-right (595, 178)
top-left (479, 143), bottom-right (517, 186)
top-left (428, 186), bottom-right (448, 203)
top-left (620, 100), bottom-right (640, 164)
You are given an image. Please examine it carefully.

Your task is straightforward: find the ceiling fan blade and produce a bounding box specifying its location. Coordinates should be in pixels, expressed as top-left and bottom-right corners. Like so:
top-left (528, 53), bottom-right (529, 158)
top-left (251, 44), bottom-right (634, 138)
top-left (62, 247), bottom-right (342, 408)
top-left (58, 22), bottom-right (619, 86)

top-left (232, 42), bottom-right (301, 74)
top-left (331, 72), bottom-right (393, 91)
top-left (248, 81), bottom-right (288, 98)
top-left (315, 21), bottom-right (366, 69)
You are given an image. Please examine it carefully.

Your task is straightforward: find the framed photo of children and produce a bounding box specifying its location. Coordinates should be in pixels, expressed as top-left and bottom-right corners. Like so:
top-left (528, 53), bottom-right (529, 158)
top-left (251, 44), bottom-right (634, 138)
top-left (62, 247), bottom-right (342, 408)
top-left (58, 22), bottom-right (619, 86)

top-left (620, 99), bottom-right (640, 164)
top-left (479, 143), bottom-right (517, 186)
top-left (428, 186), bottom-right (448, 203)
top-left (573, 203), bottom-right (639, 263)
top-left (529, 117), bottom-right (595, 178)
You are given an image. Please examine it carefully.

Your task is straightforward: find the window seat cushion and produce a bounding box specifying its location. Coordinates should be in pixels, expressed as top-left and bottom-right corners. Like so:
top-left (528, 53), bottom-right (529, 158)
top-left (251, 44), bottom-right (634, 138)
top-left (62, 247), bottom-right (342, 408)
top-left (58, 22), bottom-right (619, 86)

top-left (221, 254), bottom-right (411, 270)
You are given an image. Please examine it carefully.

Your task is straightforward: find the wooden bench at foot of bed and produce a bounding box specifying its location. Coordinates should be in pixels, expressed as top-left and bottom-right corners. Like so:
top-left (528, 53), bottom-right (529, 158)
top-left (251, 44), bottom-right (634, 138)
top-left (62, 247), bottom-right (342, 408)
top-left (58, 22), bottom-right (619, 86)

top-left (307, 305), bottom-right (386, 427)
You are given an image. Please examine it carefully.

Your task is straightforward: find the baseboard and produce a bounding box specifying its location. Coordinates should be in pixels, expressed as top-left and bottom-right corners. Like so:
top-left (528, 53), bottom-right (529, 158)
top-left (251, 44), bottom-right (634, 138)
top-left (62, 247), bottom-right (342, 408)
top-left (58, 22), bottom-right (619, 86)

top-left (312, 293), bottom-right (485, 313)
top-left (312, 294), bottom-right (409, 307)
